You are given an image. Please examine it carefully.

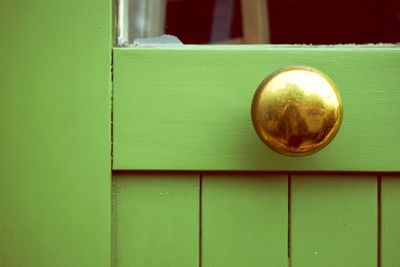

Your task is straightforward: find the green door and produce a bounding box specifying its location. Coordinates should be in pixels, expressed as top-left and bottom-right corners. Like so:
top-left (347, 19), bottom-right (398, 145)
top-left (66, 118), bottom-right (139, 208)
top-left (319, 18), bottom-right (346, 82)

top-left (111, 46), bottom-right (400, 267)
top-left (2, 1), bottom-right (400, 267)
top-left (0, 0), bottom-right (111, 266)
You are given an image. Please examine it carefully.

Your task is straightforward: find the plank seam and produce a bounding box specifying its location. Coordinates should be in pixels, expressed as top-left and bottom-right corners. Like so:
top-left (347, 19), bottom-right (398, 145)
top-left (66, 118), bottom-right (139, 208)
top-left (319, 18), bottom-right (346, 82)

top-left (111, 48), bottom-right (114, 169)
top-left (288, 173), bottom-right (292, 267)
top-left (111, 178), bottom-right (118, 267)
top-left (378, 175), bottom-right (382, 267)
top-left (199, 173), bottom-right (203, 267)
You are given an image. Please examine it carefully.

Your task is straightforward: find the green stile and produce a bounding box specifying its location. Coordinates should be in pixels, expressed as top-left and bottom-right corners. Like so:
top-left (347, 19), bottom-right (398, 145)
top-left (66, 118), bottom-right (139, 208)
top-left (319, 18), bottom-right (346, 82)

top-left (0, 0), bottom-right (111, 266)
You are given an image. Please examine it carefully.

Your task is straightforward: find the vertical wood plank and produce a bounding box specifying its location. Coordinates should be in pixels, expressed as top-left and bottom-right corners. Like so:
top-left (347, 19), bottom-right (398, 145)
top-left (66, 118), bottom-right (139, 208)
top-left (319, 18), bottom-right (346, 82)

top-left (113, 173), bottom-right (199, 267)
top-left (0, 0), bottom-right (111, 266)
top-left (291, 174), bottom-right (377, 267)
top-left (202, 173), bottom-right (288, 267)
top-left (381, 175), bottom-right (400, 267)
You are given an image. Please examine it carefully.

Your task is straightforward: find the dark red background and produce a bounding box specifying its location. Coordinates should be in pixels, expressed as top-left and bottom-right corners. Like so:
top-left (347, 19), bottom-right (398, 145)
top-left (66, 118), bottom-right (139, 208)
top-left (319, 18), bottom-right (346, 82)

top-left (165, 0), bottom-right (400, 44)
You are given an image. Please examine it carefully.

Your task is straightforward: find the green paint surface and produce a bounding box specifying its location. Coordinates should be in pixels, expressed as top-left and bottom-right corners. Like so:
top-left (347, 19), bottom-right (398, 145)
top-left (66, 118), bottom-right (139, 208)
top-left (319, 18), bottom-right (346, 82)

top-left (113, 46), bottom-right (400, 171)
top-left (0, 0), bottom-right (111, 266)
top-left (112, 173), bottom-right (199, 267)
top-left (381, 176), bottom-right (400, 267)
top-left (2, 2), bottom-right (398, 264)
top-left (291, 174), bottom-right (377, 267)
top-left (202, 174), bottom-right (288, 267)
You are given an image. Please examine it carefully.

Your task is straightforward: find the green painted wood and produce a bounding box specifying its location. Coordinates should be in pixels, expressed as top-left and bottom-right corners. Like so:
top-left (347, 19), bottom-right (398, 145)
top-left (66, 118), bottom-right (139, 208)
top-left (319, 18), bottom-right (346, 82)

top-left (0, 1), bottom-right (111, 266)
top-left (113, 46), bottom-right (400, 171)
top-left (381, 175), bottom-right (400, 267)
top-left (202, 173), bottom-right (288, 267)
top-left (112, 173), bottom-right (199, 267)
top-left (291, 174), bottom-right (377, 267)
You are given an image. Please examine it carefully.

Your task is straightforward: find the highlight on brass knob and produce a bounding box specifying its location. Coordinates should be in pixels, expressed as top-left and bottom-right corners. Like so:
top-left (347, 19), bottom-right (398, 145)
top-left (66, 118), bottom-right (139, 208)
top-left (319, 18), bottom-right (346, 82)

top-left (251, 66), bottom-right (343, 157)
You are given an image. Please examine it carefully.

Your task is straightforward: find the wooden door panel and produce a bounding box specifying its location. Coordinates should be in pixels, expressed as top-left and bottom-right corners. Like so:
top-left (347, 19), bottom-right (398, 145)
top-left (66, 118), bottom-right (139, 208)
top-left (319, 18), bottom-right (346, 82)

top-left (111, 173), bottom-right (400, 266)
top-left (113, 46), bottom-right (400, 172)
top-left (381, 175), bottom-right (400, 267)
top-left (202, 173), bottom-right (288, 267)
top-left (112, 173), bottom-right (200, 267)
top-left (291, 174), bottom-right (377, 266)
top-left (112, 45), bottom-right (400, 266)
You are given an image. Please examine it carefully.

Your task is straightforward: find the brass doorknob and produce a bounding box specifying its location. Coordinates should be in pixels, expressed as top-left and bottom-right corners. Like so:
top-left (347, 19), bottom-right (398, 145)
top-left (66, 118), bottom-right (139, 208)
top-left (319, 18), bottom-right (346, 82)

top-left (251, 66), bottom-right (343, 156)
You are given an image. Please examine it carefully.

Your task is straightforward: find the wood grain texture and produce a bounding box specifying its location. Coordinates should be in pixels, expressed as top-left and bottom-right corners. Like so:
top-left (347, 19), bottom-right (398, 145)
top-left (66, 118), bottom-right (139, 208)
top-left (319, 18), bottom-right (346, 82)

top-left (381, 175), bottom-right (400, 267)
top-left (113, 46), bottom-right (400, 171)
top-left (112, 173), bottom-right (199, 267)
top-left (202, 173), bottom-right (288, 267)
top-left (291, 174), bottom-right (377, 267)
top-left (0, 1), bottom-right (111, 266)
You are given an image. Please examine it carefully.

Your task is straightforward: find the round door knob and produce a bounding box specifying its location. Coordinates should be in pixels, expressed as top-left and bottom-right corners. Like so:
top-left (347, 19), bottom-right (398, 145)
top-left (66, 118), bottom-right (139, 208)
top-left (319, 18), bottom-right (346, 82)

top-left (251, 66), bottom-right (343, 156)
